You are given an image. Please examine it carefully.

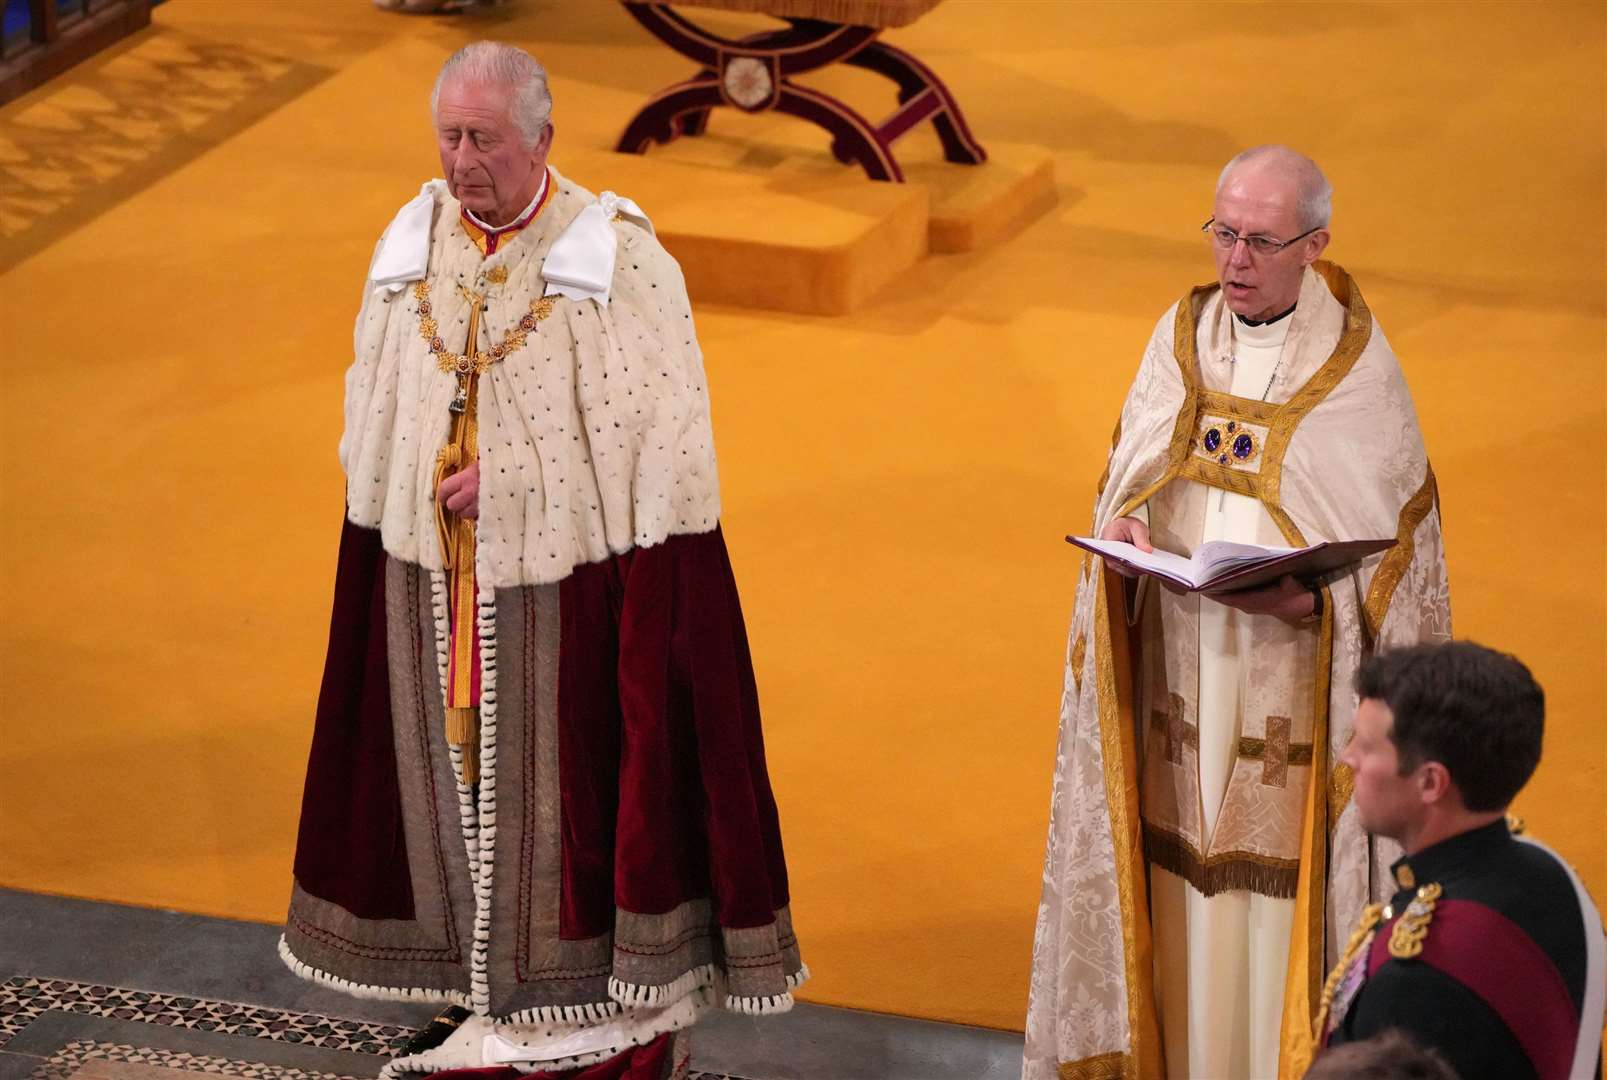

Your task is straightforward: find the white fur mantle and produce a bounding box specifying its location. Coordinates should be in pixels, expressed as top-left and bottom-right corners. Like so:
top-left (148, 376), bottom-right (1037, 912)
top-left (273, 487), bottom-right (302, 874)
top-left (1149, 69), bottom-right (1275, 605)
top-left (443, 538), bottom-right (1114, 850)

top-left (339, 170), bottom-right (721, 588)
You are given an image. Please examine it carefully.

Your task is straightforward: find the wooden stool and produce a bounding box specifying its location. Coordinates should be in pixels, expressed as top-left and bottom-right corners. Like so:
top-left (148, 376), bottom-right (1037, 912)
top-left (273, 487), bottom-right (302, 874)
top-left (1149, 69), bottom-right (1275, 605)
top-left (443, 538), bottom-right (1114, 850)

top-left (615, 0), bottom-right (985, 182)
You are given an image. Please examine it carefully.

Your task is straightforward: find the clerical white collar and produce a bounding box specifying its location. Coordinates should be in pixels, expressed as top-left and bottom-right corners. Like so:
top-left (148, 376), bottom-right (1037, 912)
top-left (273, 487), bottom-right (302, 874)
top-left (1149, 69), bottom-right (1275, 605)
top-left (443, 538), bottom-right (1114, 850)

top-left (464, 168), bottom-right (549, 234)
top-left (1236, 300), bottom-right (1296, 328)
top-left (1234, 301), bottom-right (1295, 348)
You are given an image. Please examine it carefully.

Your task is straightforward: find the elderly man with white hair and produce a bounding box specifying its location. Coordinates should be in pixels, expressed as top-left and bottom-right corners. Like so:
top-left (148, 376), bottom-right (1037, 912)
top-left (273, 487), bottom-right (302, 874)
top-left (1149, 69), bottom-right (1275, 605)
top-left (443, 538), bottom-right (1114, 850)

top-left (280, 42), bottom-right (806, 1079)
top-left (1024, 147), bottom-right (1451, 1078)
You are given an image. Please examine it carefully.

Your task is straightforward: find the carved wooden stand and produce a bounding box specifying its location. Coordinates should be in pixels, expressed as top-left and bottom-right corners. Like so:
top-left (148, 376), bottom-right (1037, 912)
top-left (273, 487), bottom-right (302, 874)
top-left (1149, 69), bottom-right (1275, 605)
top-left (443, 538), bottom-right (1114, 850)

top-left (614, 2), bottom-right (985, 182)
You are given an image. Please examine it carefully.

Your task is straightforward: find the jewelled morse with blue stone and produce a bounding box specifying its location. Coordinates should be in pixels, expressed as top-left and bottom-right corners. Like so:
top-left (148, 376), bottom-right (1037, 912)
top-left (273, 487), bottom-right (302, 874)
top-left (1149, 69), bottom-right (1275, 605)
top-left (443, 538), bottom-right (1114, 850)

top-left (1196, 415), bottom-right (1262, 467)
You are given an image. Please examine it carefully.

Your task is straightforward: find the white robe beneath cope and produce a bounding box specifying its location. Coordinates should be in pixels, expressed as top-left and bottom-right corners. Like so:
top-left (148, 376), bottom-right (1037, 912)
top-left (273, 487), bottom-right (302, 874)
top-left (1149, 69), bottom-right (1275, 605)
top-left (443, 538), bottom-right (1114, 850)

top-left (1149, 310), bottom-right (1296, 1080)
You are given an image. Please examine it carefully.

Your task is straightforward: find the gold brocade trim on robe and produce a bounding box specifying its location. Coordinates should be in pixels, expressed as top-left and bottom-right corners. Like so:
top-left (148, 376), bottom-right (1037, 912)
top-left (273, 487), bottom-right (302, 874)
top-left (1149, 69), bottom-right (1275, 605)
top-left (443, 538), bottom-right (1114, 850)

top-left (1094, 570), bottom-right (1163, 1078)
top-left (1198, 388), bottom-right (1280, 426)
top-left (1058, 1050), bottom-right (1132, 1080)
top-left (1178, 454), bottom-right (1261, 499)
top-left (1277, 599), bottom-right (1336, 1079)
top-left (1362, 467), bottom-right (1440, 641)
top-left (1328, 762), bottom-right (1356, 836)
top-left (1112, 295), bottom-right (1206, 520)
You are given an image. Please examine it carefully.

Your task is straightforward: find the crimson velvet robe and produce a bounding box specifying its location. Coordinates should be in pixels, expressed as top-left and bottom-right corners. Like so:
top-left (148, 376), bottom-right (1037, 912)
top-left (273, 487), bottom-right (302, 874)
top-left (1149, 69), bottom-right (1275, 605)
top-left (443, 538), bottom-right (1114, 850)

top-left (285, 516), bottom-right (802, 1021)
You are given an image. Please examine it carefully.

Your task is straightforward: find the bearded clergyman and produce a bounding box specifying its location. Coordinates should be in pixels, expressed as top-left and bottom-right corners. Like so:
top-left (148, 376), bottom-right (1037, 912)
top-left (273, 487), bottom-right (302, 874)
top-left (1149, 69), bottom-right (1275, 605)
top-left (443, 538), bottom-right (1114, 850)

top-left (1023, 146), bottom-right (1451, 1079)
top-left (281, 41), bottom-right (806, 1079)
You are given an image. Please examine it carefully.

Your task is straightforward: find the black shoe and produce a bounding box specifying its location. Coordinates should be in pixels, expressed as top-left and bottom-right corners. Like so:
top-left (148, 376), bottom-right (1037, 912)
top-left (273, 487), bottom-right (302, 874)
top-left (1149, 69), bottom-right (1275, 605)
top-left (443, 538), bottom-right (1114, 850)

top-left (397, 1005), bottom-right (473, 1057)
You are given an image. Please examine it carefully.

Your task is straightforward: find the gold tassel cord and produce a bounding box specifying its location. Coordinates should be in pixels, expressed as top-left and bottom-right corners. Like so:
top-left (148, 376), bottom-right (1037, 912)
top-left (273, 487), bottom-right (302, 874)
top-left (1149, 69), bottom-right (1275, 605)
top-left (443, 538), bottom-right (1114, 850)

top-left (447, 706), bottom-right (479, 785)
top-left (434, 442), bottom-right (463, 570)
top-left (433, 294), bottom-right (487, 788)
top-left (1311, 903), bottom-right (1382, 1042)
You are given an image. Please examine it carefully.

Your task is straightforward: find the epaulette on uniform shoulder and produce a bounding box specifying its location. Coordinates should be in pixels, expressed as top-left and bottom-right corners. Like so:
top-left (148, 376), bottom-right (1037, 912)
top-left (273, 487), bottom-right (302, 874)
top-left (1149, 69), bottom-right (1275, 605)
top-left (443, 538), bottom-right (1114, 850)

top-left (1388, 882), bottom-right (1442, 959)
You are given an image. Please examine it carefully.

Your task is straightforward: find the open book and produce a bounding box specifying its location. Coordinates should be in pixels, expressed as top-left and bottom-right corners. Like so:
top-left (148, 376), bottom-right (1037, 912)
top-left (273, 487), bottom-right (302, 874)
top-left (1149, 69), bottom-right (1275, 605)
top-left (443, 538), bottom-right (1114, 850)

top-left (1065, 535), bottom-right (1396, 594)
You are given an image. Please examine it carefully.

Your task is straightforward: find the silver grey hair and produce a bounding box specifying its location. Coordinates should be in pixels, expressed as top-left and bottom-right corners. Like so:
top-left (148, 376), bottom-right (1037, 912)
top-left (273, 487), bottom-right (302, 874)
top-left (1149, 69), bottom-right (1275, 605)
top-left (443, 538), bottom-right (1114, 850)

top-left (430, 41), bottom-right (553, 147)
top-left (1216, 145), bottom-right (1333, 232)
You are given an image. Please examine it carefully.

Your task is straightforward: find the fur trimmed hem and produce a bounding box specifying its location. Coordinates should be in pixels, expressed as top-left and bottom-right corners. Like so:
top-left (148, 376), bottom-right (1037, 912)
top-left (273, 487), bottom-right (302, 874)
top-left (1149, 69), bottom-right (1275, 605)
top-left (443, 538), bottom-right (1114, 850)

top-left (277, 935), bottom-right (469, 1007)
top-left (501, 999), bottom-right (622, 1025)
top-left (378, 990), bottom-right (707, 1079)
top-left (724, 991), bottom-right (794, 1017)
top-left (725, 962), bottom-right (811, 1016)
top-left (1143, 825), bottom-right (1299, 899)
top-left (608, 963), bottom-right (719, 1011)
top-left (607, 961), bottom-right (810, 1017)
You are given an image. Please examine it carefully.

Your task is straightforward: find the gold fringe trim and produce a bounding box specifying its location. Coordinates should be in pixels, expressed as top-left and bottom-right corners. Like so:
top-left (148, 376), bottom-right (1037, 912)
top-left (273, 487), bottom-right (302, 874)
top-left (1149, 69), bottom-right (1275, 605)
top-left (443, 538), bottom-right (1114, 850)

top-left (447, 706), bottom-right (479, 785)
top-left (1058, 1050), bottom-right (1131, 1080)
top-left (1143, 823), bottom-right (1300, 899)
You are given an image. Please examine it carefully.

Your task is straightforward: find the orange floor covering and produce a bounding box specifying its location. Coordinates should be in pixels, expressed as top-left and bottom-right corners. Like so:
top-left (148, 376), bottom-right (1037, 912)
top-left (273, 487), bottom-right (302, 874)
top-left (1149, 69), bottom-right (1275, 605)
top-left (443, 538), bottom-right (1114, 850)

top-left (1, 0), bottom-right (1603, 1033)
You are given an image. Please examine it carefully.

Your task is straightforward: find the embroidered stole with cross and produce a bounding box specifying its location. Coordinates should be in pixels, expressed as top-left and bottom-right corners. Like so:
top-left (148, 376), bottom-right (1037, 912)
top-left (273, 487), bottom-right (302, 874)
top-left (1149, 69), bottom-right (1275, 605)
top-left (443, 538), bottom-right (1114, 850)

top-left (1131, 293), bottom-right (1334, 900)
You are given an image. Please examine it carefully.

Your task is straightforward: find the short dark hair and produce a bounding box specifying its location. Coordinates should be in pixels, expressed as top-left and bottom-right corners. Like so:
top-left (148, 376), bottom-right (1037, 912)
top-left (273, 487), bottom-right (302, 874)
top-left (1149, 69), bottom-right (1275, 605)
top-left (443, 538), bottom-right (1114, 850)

top-left (1355, 641), bottom-right (1543, 812)
top-left (1304, 1029), bottom-right (1459, 1080)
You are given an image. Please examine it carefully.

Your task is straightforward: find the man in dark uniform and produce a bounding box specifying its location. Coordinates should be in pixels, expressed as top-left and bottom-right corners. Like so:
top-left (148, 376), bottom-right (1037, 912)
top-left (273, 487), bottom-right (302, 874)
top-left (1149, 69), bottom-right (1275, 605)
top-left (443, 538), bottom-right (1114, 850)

top-left (1314, 641), bottom-right (1605, 1080)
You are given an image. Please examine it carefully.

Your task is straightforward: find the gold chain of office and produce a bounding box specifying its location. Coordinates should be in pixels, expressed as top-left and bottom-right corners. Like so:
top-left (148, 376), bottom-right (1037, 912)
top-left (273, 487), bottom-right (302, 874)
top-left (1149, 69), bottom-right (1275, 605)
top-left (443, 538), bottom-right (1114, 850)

top-left (413, 280), bottom-right (557, 378)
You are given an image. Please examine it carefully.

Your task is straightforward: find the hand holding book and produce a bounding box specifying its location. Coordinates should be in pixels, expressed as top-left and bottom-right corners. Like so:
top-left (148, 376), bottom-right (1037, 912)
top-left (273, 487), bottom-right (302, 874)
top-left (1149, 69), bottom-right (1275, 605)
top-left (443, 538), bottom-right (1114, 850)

top-left (1066, 532), bottom-right (1396, 596)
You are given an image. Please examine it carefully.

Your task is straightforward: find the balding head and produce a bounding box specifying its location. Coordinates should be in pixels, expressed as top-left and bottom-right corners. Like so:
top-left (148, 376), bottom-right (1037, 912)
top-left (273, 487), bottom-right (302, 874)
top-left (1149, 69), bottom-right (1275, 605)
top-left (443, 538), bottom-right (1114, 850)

top-left (1208, 145), bottom-right (1333, 320)
top-left (1216, 145), bottom-right (1332, 232)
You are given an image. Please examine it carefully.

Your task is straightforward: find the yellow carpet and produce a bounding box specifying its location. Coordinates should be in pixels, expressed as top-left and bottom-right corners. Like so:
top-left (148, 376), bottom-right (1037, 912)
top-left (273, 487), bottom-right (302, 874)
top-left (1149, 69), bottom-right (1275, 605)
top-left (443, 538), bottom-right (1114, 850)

top-left (2, 0), bottom-right (1603, 1034)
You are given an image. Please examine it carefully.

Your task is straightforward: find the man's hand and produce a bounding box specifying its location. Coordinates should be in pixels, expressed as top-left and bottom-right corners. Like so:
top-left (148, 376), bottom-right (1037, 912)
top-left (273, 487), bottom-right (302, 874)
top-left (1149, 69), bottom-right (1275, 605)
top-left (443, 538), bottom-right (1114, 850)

top-left (1206, 575), bottom-right (1315, 622)
top-left (1099, 516), bottom-right (1152, 579)
top-left (437, 462), bottom-right (480, 520)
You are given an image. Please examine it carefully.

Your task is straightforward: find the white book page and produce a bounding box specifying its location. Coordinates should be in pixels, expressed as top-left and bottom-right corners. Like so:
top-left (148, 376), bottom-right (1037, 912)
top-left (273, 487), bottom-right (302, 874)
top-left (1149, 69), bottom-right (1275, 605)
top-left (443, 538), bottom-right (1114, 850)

top-left (1194, 539), bottom-right (1301, 579)
top-left (1073, 537), bottom-right (1205, 586)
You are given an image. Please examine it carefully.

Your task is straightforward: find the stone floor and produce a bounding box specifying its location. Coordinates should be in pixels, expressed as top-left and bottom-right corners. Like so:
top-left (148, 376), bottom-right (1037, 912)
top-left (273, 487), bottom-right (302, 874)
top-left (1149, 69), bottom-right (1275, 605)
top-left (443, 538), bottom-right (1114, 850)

top-left (0, 890), bottom-right (1022, 1080)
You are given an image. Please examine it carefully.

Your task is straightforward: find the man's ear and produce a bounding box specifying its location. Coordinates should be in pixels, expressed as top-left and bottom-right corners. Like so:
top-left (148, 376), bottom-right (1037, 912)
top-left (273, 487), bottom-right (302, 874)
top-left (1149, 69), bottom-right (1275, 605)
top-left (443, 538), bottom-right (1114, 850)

top-left (1417, 760), bottom-right (1455, 806)
top-left (1301, 229), bottom-right (1331, 267)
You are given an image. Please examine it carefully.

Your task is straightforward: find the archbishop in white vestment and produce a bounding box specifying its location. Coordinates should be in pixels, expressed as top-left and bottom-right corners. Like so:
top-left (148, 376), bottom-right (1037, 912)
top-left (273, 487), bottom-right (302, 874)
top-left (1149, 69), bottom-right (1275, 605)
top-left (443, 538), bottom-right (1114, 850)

top-left (1023, 147), bottom-right (1451, 1080)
